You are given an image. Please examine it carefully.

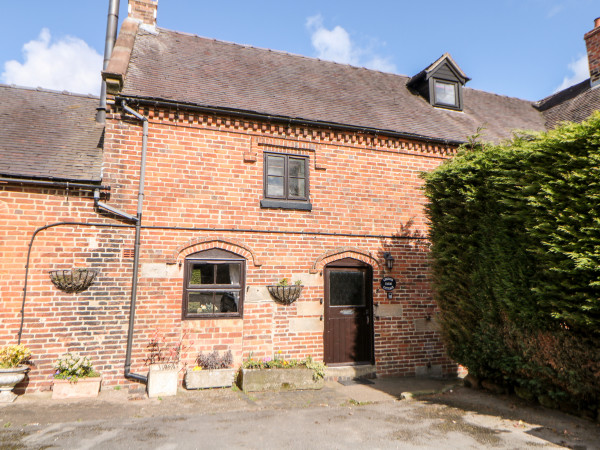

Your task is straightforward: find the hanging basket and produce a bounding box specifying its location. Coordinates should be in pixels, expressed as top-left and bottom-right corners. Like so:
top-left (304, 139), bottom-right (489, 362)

top-left (49, 268), bottom-right (99, 293)
top-left (267, 285), bottom-right (303, 305)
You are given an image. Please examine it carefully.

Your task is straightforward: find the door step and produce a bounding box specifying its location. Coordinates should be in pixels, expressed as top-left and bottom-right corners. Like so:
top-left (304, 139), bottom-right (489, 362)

top-left (324, 364), bottom-right (376, 381)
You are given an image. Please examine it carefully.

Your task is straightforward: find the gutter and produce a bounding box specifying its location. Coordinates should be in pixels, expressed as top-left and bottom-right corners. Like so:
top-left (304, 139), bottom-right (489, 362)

top-left (121, 100), bottom-right (150, 384)
top-left (115, 96), bottom-right (465, 147)
top-left (0, 177), bottom-right (110, 192)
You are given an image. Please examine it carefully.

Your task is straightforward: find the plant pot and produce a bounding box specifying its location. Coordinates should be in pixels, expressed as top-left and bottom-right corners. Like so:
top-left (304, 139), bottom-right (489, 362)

top-left (49, 268), bottom-right (98, 293)
top-left (185, 368), bottom-right (236, 389)
top-left (0, 366), bottom-right (28, 403)
top-left (52, 376), bottom-right (102, 399)
top-left (147, 363), bottom-right (179, 398)
top-left (267, 285), bottom-right (303, 304)
top-left (238, 367), bottom-right (324, 392)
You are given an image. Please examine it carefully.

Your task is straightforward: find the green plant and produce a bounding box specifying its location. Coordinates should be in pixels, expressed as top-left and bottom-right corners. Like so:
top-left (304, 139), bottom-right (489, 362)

top-left (53, 353), bottom-right (99, 382)
top-left (277, 278), bottom-right (303, 286)
top-left (242, 352), bottom-right (325, 380)
top-left (303, 355), bottom-right (326, 381)
top-left (0, 345), bottom-right (31, 368)
top-left (422, 112), bottom-right (600, 411)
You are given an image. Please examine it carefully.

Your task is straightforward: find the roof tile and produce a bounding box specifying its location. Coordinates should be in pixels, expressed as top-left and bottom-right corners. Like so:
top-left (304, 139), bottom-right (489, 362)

top-left (0, 85), bottom-right (104, 182)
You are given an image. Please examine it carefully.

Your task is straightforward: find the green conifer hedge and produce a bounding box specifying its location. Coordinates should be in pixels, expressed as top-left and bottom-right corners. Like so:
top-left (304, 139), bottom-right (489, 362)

top-left (423, 113), bottom-right (600, 411)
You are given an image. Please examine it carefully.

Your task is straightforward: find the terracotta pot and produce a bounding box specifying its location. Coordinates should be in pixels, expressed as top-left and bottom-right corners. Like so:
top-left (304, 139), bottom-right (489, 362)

top-left (0, 365), bottom-right (28, 403)
top-left (52, 376), bottom-right (102, 399)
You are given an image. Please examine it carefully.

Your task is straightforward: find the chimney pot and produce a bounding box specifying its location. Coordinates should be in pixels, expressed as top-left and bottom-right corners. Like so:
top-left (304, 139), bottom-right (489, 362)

top-left (595, 17), bottom-right (600, 28)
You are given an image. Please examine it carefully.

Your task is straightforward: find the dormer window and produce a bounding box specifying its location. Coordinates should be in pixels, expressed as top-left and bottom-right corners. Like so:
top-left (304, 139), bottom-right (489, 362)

top-left (433, 80), bottom-right (458, 107)
top-left (407, 53), bottom-right (470, 111)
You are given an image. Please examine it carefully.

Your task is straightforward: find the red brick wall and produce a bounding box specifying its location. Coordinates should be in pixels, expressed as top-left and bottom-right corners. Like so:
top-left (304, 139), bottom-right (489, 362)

top-left (0, 102), bottom-right (458, 391)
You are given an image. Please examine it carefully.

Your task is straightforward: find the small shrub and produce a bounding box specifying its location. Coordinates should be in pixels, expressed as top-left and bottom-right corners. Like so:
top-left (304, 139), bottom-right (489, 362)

top-left (195, 350), bottom-right (233, 370)
top-left (144, 330), bottom-right (187, 369)
top-left (53, 353), bottom-right (99, 382)
top-left (0, 345), bottom-right (31, 368)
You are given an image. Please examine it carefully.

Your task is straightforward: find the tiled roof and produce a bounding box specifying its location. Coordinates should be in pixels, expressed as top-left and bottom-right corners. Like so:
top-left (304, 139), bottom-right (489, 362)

top-left (535, 79), bottom-right (600, 129)
top-left (120, 28), bottom-right (547, 144)
top-left (0, 85), bottom-right (103, 182)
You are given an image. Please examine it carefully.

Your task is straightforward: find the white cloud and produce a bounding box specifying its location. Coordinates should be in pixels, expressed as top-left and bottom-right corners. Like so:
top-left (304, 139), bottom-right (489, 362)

top-left (547, 4), bottom-right (564, 18)
top-left (306, 14), bottom-right (396, 73)
top-left (554, 55), bottom-right (589, 92)
top-left (1, 28), bottom-right (103, 95)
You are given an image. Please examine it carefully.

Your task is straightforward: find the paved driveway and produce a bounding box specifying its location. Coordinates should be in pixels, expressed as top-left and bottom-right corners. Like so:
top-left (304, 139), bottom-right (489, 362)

top-left (1, 379), bottom-right (598, 449)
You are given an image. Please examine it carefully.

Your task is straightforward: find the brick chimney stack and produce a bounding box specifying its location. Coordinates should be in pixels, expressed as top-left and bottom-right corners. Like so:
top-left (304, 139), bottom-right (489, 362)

top-left (584, 17), bottom-right (600, 87)
top-left (129, 0), bottom-right (158, 28)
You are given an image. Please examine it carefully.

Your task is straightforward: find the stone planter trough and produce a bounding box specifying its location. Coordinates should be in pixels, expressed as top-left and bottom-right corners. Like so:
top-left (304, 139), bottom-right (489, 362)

top-left (52, 376), bottom-right (102, 399)
top-left (147, 364), bottom-right (179, 398)
top-left (238, 367), bottom-right (324, 392)
top-left (0, 366), bottom-right (28, 403)
top-left (185, 368), bottom-right (236, 389)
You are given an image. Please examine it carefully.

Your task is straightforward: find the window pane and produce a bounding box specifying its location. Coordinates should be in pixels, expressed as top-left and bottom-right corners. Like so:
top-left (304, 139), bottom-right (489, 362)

top-left (188, 292), bottom-right (215, 314)
top-left (267, 175), bottom-right (284, 196)
top-left (434, 81), bottom-right (456, 106)
top-left (288, 177), bottom-right (306, 198)
top-left (190, 263), bottom-right (214, 285)
top-left (267, 155), bottom-right (285, 176)
top-left (329, 271), bottom-right (365, 306)
top-left (289, 158), bottom-right (305, 178)
top-left (218, 291), bottom-right (240, 313)
top-left (215, 263), bottom-right (242, 285)
top-left (216, 264), bottom-right (231, 285)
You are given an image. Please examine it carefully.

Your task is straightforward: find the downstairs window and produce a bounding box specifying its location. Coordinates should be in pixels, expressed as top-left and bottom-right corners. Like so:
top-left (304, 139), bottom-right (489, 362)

top-left (182, 248), bottom-right (245, 319)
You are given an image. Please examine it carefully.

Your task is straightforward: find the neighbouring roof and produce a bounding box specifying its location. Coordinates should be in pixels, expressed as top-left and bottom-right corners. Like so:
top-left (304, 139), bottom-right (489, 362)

top-left (0, 85), bottom-right (104, 182)
top-left (535, 79), bottom-right (600, 129)
top-left (118, 27), bottom-right (547, 144)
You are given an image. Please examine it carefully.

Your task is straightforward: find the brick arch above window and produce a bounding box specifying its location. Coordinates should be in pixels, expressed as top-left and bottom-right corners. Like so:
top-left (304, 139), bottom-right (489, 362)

top-left (169, 237), bottom-right (263, 266)
top-left (310, 247), bottom-right (381, 274)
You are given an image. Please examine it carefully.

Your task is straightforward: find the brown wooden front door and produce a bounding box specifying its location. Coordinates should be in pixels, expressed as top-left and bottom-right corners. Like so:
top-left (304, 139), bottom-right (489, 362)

top-left (324, 259), bottom-right (373, 365)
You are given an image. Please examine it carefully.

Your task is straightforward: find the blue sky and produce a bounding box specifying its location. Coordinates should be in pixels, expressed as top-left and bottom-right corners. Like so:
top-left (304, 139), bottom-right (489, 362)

top-left (0, 0), bottom-right (597, 101)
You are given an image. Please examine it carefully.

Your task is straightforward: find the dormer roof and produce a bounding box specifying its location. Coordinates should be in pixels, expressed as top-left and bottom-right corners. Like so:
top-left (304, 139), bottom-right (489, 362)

top-left (408, 53), bottom-right (471, 86)
top-left (407, 53), bottom-right (470, 111)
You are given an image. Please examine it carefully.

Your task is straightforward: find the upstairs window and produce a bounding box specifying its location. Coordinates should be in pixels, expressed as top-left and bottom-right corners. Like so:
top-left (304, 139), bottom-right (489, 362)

top-left (261, 153), bottom-right (312, 210)
top-left (407, 54), bottom-right (469, 111)
top-left (183, 249), bottom-right (245, 319)
top-left (433, 80), bottom-right (458, 108)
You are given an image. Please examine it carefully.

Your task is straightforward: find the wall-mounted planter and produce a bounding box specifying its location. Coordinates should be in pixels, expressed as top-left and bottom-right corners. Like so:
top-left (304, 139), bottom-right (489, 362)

top-left (147, 364), bottom-right (179, 398)
top-left (52, 376), bottom-right (102, 399)
top-left (184, 368), bottom-right (236, 389)
top-left (267, 285), bottom-right (303, 305)
top-left (49, 268), bottom-right (98, 293)
top-left (238, 367), bottom-right (324, 392)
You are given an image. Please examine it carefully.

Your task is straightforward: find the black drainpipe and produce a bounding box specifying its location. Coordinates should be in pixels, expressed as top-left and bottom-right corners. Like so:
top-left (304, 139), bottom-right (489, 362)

top-left (96, 0), bottom-right (120, 123)
top-left (121, 100), bottom-right (149, 383)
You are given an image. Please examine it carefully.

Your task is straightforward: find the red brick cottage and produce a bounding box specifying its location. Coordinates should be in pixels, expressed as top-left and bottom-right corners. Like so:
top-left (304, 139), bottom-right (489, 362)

top-left (1, 1), bottom-right (599, 391)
